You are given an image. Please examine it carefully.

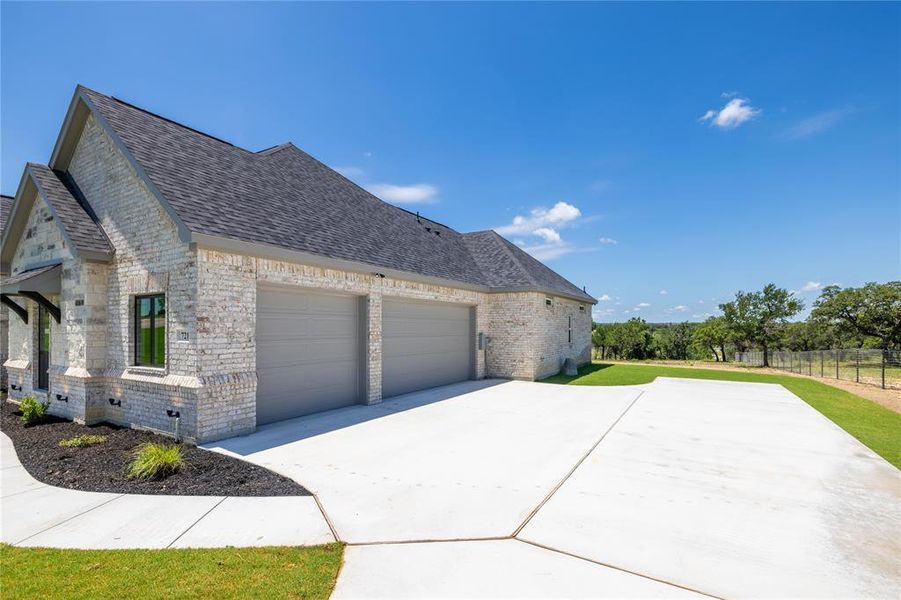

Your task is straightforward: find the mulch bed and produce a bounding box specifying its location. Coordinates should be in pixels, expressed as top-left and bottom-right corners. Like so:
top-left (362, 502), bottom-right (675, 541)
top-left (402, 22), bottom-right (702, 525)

top-left (1, 400), bottom-right (309, 496)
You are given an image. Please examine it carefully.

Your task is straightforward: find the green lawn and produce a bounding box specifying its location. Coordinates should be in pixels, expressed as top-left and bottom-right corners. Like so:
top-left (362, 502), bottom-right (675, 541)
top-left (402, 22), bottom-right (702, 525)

top-left (0, 543), bottom-right (343, 600)
top-left (543, 362), bottom-right (901, 469)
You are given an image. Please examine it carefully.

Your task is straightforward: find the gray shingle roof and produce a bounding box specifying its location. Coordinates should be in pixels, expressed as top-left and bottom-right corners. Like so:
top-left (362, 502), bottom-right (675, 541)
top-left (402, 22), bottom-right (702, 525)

top-left (464, 231), bottom-right (592, 299)
top-left (78, 87), bottom-right (593, 302)
top-left (26, 164), bottom-right (113, 258)
top-left (0, 195), bottom-right (12, 233)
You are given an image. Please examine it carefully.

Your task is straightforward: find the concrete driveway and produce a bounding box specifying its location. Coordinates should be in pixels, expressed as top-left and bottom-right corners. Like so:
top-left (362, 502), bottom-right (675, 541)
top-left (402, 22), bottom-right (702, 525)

top-left (207, 377), bottom-right (901, 599)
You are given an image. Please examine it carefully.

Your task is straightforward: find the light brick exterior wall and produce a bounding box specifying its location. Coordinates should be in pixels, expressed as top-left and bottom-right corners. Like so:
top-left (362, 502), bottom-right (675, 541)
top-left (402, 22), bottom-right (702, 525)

top-left (482, 292), bottom-right (591, 380)
top-left (3, 112), bottom-right (594, 443)
top-left (483, 292), bottom-right (539, 380)
top-left (533, 294), bottom-right (593, 380)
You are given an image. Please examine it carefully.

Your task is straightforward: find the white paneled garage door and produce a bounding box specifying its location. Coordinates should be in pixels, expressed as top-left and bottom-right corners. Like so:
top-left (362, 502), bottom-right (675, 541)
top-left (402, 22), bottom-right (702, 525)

top-left (256, 285), bottom-right (362, 424)
top-left (382, 298), bottom-right (474, 398)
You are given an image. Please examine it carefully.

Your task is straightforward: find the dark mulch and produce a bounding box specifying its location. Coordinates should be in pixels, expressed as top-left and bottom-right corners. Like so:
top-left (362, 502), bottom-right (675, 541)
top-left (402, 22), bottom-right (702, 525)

top-left (0, 401), bottom-right (309, 496)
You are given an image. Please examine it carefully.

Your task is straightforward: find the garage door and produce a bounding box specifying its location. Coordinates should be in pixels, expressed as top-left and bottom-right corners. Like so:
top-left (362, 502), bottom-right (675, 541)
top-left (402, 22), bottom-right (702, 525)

top-left (382, 298), bottom-right (473, 398)
top-left (256, 285), bottom-right (362, 424)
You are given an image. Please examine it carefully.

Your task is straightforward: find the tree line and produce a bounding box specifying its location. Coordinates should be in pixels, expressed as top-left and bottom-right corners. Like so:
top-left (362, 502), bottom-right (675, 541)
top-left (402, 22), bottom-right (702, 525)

top-left (592, 281), bottom-right (900, 365)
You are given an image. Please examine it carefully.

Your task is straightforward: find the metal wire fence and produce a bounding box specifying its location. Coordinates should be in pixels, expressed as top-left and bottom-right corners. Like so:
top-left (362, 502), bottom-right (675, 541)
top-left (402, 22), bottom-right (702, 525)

top-left (735, 349), bottom-right (901, 390)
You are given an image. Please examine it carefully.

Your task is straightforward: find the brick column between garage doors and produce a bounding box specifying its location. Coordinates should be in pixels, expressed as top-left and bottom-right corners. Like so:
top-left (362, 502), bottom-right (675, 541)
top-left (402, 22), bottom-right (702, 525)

top-left (366, 285), bottom-right (383, 405)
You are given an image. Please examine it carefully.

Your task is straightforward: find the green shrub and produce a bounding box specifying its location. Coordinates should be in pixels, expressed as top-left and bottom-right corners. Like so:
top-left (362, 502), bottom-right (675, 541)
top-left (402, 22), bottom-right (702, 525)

top-left (126, 443), bottom-right (184, 480)
top-left (58, 434), bottom-right (108, 448)
top-left (19, 396), bottom-right (50, 426)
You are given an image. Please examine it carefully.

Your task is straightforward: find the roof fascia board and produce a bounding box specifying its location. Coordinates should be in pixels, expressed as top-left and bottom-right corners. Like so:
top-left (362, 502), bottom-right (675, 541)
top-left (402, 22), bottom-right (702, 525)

top-left (50, 87), bottom-right (192, 244)
top-left (191, 232), bottom-right (596, 303)
top-left (48, 87), bottom-right (90, 169)
top-left (489, 285), bottom-right (597, 304)
top-left (191, 233), bottom-right (492, 294)
top-left (0, 170), bottom-right (38, 271)
top-left (26, 165), bottom-right (112, 264)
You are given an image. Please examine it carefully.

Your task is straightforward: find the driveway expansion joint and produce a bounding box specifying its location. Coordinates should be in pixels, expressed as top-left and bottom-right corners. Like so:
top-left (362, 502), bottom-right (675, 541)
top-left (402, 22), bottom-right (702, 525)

top-left (511, 389), bottom-right (646, 538)
top-left (515, 538), bottom-right (725, 600)
top-left (165, 496), bottom-right (228, 548)
top-left (13, 494), bottom-right (125, 546)
top-left (311, 492), bottom-right (341, 542)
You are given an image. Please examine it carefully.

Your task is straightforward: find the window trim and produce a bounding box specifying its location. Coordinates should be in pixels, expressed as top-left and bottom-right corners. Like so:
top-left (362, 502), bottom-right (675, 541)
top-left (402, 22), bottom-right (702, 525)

top-left (134, 293), bottom-right (166, 368)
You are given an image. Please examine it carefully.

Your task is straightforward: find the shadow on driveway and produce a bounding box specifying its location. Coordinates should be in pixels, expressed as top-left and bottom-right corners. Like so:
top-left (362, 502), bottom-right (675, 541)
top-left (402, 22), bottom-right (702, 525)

top-left (205, 379), bottom-right (508, 456)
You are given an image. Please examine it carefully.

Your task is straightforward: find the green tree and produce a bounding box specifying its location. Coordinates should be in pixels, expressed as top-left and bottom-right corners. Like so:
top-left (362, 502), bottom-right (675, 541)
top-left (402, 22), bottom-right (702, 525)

top-left (810, 282), bottom-right (901, 349)
top-left (610, 318), bottom-right (653, 360)
top-left (720, 284), bottom-right (804, 366)
top-left (693, 316), bottom-right (730, 361)
top-left (592, 323), bottom-right (615, 360)
top-left (654, 322), bottom-right (696, 360)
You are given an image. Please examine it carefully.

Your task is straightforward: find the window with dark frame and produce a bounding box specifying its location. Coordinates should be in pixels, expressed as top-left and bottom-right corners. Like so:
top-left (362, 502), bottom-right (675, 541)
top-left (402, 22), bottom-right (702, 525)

top-left (568, 315), bottom-right (572, 343)
top-left (134, 294), bottom-right (166, 367)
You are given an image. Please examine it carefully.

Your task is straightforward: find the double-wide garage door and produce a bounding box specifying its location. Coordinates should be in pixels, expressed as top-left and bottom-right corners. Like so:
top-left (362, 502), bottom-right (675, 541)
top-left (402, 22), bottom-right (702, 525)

top-left (256, 287), bottom-right (473, 424)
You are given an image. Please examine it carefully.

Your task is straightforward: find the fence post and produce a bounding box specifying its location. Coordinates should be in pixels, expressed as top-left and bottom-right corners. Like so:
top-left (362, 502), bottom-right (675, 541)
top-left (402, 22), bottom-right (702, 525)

top-left (836, 351), bottom-right (839, 379)
top-left (820, 351), bottom-right (824, 378)
top-left (882, 350), bottom-right (886, 389)
top-left (856, 349), bottom-right (860, 383)
top-left (808, 353), bottom-right (812, 376)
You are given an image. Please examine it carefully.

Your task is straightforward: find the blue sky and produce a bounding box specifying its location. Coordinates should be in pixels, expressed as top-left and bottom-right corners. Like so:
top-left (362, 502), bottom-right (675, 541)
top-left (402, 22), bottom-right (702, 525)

top-left (2, 2), bottom-right (898, 322)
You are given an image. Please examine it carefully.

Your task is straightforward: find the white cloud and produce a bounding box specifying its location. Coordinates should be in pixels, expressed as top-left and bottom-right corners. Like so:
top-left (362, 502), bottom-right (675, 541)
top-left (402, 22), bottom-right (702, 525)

top-left (593, 307), bottom-right (615, 318)
top-left (598, 237), bottom-right (618, 245)
top-left (598, 294), bottom-right (611, 302)
top-left (636, 302), bottom-right (651, 308)
top-left (700, 97), bottom-right (761, 129)
top-left (496, 202), bottom-right (582, 236)
top-left (784, 109), bottom-right (850, 140)
top-left (496, 201), bottom-right (584, 262)
top-left (801, 281), bottom-right (823, 292)
top-left (520, 242), bottom-right (574, 261)
top-left (664, 304), bottom-right (690, 315)
top-left (334, 166), bottom-right (364, 178)
top-left (533, 227), bottom-right (561, 243)
top-left (659, 289), bottom-right (668, 295)
top-left (698, 300), bottom-right (705, 304)
top-left (367, 183), bottom-right (438, 204)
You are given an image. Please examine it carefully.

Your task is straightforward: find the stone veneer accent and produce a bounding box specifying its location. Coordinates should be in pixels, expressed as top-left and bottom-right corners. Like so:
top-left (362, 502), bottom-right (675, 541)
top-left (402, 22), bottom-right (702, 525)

top-left (4, 113), bottom-right (593, 443)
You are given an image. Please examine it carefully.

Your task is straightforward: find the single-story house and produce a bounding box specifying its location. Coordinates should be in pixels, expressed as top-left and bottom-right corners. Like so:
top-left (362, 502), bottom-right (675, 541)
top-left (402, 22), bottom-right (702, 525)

top-left (1, 86), bottom-right (595, 442)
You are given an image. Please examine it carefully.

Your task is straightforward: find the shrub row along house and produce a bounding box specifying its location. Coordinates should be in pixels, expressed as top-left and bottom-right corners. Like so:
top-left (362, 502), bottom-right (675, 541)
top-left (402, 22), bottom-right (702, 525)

top-left (0, 86), bottom-right (595, 442)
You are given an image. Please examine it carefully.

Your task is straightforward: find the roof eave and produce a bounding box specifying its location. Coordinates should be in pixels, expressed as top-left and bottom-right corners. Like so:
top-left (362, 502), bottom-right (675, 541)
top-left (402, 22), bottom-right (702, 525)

top-left (191, 232), bottom-right (492, 293)
top-left (0, 166), bottom-right (114, 272)
top-left (191, 232), bottom-right (596, 302)
top-left (490, 285), bottom-right (597, 304)
top-left (1, 169), bottom-right (38, 272)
